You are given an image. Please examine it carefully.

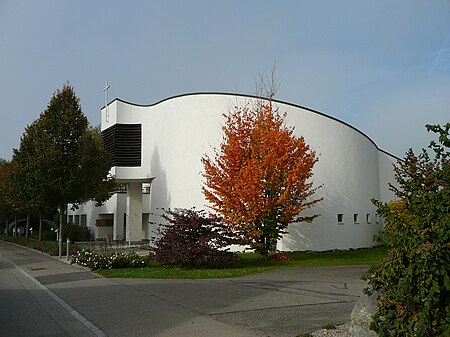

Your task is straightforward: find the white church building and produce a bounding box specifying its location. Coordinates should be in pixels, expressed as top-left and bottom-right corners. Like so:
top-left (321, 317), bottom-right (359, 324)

top-left (68, 92), bottom-right (397, 251)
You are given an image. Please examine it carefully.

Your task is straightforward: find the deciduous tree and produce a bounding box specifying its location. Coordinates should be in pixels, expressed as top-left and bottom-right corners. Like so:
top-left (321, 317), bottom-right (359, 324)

top-left (13, 118), bottom-right (50, 240)
top-left (0, 160), bottom-right (15, 235)
top-left (0, 160), bottom-right (27, 236)
top-left (13, 84), bottom-right (115, 250)
top-left (367, 123), bottom-right (449, 337)
top-left (76, 125), bottom-right (116, 207)
top-left (202, 99), bottom-right (321, 256)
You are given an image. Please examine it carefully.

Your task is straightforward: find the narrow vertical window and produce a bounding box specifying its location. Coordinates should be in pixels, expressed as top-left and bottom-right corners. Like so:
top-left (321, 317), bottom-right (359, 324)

top-left (68, 215), bottom-right (73, 224)
top-left (337, 213), bottom-right (344, 224)
top-left (366, 213), bottom-right (371, 224)
top-left (354, 214), bottom-right (359, 224)
top-left (375, 213), bottom-right (379, 223)
top-left (81, 214), bottom-right (87, 227)
top-left (74, 215), bottom-right (80, 225)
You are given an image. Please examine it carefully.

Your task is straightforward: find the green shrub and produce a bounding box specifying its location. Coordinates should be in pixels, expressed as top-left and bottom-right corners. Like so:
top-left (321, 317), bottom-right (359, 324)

top-left (63, 224), bottom-right (92, 242)
top-left (366, 123), bottom-right (450, 337)
top-left (41, 230), bottom-right (57, 241)
top-left (0, 235), bottom-right (80, 256)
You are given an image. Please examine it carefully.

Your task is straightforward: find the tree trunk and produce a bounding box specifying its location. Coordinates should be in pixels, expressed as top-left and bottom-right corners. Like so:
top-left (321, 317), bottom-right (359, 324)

top-left (38, 208), bottom-right (42, 241)
top-left (58, 205), bottom-right (64, 259)
top-left (5, 214), bottom-right (8, 237)
top-left (25, 212), bottom-right (30, 240)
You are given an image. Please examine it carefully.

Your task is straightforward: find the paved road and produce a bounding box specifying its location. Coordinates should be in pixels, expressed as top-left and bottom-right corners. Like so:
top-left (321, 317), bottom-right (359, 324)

top-left (0, 241), bottom-right (367, 337)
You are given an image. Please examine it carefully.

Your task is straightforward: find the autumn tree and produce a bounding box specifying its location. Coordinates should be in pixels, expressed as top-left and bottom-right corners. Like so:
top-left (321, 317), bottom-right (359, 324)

top-left (202, 98), bottom-right (321, 256)
top-left (0, 160), bottom-right (15, 236)
top-left (0, 160), bottom-right (28, 236)
top-left (0, 159), bottom-right (9, 231)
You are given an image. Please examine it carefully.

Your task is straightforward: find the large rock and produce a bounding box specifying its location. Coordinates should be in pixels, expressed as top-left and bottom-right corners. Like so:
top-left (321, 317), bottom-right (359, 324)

top-left (349, 290), bottom-right (379, 337)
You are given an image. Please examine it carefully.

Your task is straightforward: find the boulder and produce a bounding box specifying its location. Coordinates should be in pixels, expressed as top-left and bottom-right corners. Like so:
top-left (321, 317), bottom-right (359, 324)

top-left (349, 290), bottom-right (379, 337)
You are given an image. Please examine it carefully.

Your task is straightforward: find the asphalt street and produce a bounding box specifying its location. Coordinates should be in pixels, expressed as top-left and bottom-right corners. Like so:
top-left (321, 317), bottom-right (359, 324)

top-left (0, 240), bottom-right (367, 337)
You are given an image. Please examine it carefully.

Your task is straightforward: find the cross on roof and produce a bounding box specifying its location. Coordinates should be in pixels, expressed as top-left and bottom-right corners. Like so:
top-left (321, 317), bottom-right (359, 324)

top-left (104, 80), bottom-right (110, 123)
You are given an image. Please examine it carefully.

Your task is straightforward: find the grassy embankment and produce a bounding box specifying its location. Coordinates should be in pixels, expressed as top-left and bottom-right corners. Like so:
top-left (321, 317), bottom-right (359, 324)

top-left (96, 246), bottom-right (387, 279)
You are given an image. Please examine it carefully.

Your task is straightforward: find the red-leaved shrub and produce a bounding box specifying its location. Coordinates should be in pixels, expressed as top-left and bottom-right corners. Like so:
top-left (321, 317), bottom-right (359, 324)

top-left (152, 208), bottom-right (244, 268)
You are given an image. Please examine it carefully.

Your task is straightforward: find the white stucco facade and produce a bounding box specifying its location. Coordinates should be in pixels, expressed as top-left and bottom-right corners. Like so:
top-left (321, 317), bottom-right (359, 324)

top-left (68, 93), bottom-right (397, 251)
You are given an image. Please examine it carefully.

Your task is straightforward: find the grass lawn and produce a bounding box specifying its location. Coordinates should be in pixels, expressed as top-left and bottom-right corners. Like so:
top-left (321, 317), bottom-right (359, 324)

top-left (96, 246), bottom-right (387, 279)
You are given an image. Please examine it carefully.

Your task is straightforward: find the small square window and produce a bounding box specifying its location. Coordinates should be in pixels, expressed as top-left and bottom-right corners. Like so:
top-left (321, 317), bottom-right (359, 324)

top-left (354, 214), bottom-right (359, 224)
top-left (337, 213), bottom-right (344, 224)
top-left (366, 213), bottom-right (371, 224)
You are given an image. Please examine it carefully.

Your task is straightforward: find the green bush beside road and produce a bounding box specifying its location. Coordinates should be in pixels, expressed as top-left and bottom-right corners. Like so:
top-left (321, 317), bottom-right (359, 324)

top-left (0, 235), bottom-right (79, 256)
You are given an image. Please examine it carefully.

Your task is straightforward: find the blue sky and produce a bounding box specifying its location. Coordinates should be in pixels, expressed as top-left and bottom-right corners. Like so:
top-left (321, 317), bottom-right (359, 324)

top-left (1, 1), bottom-right (449, 160)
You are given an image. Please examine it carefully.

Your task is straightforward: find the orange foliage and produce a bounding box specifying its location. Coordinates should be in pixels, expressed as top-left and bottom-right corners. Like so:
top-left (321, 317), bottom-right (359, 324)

top-left (268, 253), bottom-right (294, 262)
top-left (202, 101), bottom-right (322, 255)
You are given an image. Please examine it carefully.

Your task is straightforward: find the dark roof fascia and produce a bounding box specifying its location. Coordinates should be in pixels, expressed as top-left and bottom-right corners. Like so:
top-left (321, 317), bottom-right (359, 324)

top-left (105, 92), bottom-right (400, 161)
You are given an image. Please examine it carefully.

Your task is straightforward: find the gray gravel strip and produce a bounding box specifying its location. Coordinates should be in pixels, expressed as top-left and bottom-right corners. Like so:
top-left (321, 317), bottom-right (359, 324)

top-left (311, 323), bottom-right (351, 337)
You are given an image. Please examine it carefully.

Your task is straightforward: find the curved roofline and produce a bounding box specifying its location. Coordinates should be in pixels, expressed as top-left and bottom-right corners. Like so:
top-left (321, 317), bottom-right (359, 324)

top-left (107, 92), bottom-right (400, 161)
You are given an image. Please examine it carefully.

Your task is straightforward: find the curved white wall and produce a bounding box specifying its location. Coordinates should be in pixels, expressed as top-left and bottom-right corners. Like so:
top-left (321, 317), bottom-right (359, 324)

top-left (98, 93), bottom-right (397, 251)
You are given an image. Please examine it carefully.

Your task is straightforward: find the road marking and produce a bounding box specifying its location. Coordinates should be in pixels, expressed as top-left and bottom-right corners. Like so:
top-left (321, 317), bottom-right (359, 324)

top-left (10, 259), bottom-right (108, 337)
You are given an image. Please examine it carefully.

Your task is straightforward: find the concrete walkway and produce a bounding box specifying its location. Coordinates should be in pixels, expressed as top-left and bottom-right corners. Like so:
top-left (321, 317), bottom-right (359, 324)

top-left (0, 240), bottom-right (367, 337)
